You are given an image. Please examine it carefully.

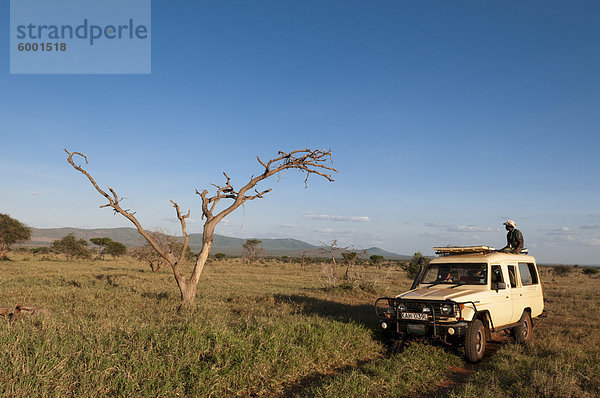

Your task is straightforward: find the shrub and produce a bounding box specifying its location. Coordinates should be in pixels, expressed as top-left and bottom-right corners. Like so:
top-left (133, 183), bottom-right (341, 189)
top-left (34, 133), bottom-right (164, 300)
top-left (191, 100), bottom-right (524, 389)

top-left (52, 234), bottom-right (91, 260)
top-left (214, 253), bottom-right (227, 260)
top-left (404, 252), bottom-right (428, 279)
top-left (582, 267), bottom-right (599, 278)
top-left (552, 265), bottom-right (572, 276)
top-left (370, 255), bottom-right (384, 265)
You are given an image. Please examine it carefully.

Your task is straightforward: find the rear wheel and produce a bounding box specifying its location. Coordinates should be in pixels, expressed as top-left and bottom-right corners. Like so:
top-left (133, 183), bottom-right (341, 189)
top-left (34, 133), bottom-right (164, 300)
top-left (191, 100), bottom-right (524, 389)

top-left (513, 311), bottom-right (532, 344)
top-left (465, 319), bottom-right (486, 363)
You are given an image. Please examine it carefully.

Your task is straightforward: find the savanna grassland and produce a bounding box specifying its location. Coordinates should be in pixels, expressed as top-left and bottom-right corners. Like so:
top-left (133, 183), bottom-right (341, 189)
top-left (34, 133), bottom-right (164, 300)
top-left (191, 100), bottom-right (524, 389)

top-left (0, 254), bottom-right (598, 397)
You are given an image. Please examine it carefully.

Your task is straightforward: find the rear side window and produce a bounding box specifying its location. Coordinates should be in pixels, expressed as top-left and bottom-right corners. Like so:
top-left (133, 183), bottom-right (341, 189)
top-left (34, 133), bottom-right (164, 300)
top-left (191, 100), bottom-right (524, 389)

top-left (518, 263), bottom-right (539, 286)
top-left (508, 265), bottom-right (517, 288)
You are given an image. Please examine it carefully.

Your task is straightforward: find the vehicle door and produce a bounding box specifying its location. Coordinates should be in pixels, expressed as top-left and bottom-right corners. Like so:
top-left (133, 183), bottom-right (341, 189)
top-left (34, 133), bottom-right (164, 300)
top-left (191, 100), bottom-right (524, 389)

top-left (485, 264), bottom-right (513, 328)
top-left (517, 262), bottom-right (544, 317)
top-left (508, 264), bottom-right (524, 323)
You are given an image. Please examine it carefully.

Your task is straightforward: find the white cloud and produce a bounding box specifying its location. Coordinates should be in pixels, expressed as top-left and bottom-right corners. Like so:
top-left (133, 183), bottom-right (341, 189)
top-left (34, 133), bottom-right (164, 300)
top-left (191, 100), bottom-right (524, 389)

top-left (305, 213), bottom-right (369, 222)
top-left (31, 192), bottom-right (41, 196)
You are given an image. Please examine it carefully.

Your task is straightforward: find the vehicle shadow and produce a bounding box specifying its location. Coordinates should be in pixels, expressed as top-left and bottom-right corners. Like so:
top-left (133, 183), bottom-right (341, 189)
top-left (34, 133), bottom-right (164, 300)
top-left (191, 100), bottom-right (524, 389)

top-left (273, 294), bottom-right (513, 397)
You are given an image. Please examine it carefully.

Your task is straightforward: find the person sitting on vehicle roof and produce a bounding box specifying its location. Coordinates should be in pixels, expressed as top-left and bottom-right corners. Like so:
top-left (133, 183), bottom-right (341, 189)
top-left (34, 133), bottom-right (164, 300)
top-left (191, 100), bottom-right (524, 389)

top-left (500, 220), bottom-right (524, 254)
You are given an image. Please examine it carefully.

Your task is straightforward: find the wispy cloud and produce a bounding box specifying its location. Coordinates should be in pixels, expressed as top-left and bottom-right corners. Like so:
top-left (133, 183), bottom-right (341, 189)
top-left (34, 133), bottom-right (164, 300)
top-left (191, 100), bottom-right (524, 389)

top-left (582, 238), bottom-right (600, 246)
top-left (313, 228), bottom-right (356, 237)
top-left (446, 225), bottom-right (493, 233)
top-left (425, 222), bottom-right (493, 233)
top-left (280, 223), bottom-right (297, 229)
top-left (580, 224), bottom-right (600, 230)
top-left (305, 213), bottom-right (369, 222)
top-left (545, 226), bottom-right (575, 235)
top-left (540, 226), bottom-right (576, 245)
top-left (31, 192), bottom-right (41, 196)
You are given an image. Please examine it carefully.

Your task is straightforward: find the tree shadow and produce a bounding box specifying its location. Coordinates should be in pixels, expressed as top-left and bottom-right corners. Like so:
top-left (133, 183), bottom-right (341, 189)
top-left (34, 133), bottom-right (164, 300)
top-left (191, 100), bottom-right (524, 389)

top-left (273, 294), bottom-right (378, 330)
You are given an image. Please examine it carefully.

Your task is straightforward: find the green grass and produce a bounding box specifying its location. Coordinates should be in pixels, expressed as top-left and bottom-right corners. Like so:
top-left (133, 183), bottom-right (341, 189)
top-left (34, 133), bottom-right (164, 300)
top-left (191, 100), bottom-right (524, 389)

top-left (0, 256), bottom-right (598, 397)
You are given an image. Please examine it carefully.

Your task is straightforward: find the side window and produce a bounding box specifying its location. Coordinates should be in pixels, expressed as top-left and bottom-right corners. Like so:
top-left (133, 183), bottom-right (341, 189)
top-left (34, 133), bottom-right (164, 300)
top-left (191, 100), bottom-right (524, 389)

top-left (508, 265), bottom-right (517, 288)
top-left (518, 263), bottom-right (538, 286)
top-left (491, 265), bottom-right (504, 289)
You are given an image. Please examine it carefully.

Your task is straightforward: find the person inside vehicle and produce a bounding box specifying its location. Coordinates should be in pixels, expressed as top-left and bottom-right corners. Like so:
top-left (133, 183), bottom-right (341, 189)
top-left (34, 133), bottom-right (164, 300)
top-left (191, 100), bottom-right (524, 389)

top-left (500, 220), bottom-right (524, 254)
top-left (438, 270), bottom-right (453, 282)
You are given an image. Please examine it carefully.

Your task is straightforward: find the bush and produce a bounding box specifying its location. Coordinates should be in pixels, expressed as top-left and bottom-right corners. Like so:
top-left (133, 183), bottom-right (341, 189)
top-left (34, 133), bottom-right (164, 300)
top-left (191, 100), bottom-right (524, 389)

top-left (552, 265), bottom-right (572, 276)
top-left (52, 234), bottom-right (91, 260)
top-left (0, 214), bottom-right (31, 258)
top-left (404, 252), bottom-right (428, 279)
top-left (369, 255), bottom-right (384, 265)
top-left (582, 267), bottom-right (599, 278)
top-left (214, 253), bottom-right (227, 260)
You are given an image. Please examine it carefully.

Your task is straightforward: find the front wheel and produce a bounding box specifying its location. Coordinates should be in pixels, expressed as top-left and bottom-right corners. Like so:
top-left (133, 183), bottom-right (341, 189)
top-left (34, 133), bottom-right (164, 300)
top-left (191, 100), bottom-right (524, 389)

top-left (465, 319), bottom-right (486, 363)
top-left (513, 311), bottom-right (532, 344)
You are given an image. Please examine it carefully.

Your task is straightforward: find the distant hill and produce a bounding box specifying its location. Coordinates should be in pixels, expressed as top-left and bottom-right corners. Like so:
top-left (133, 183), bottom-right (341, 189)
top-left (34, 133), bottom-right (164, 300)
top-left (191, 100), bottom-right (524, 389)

top-left (27, 227), bottom-right (408, 259)
top-left (364, 247), bottom-right (410, 260)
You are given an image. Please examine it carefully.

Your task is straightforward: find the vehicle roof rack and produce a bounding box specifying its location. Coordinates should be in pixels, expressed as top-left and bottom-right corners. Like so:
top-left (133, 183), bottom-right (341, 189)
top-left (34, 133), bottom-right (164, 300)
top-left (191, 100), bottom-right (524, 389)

top-left (434, 246), bottom-right (529, 256)
top-left (434, 246), bottom-right (496, 256)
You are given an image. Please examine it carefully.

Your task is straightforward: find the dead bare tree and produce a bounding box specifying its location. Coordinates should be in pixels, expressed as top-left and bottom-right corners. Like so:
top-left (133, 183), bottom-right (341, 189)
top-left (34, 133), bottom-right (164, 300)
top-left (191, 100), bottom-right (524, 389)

top-left (65, 149), bottom-right (336, 307)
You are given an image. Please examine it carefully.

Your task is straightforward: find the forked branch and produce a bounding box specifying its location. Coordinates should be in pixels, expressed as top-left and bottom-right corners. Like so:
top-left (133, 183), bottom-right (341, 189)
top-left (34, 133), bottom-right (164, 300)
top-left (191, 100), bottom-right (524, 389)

top-left (197, 149), bottom-right (337, 224)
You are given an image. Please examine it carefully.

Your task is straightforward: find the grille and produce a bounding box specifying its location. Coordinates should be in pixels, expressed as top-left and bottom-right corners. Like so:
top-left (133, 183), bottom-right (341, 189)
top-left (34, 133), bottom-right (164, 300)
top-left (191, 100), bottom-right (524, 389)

top-left (400, 301), bottom-right (448, 317)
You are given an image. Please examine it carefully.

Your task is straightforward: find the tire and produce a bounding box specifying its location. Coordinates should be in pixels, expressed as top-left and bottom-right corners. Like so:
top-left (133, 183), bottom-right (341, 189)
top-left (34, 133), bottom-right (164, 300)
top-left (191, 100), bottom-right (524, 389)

top-left (465, 319), bottom-right (486, 363)
top-left (513, 311), bottom-right (532, 344)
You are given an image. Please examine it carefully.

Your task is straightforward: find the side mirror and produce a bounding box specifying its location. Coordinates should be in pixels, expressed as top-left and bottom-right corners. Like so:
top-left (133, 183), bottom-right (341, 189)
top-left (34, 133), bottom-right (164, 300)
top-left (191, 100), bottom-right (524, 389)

top-left (497, 282), bottom-right (507, 290)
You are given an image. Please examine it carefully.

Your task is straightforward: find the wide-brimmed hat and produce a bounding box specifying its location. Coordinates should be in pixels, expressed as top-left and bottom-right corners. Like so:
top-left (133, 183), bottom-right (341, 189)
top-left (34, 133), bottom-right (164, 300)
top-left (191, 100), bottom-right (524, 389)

top-left (503, 220), bottom-right (517, 228)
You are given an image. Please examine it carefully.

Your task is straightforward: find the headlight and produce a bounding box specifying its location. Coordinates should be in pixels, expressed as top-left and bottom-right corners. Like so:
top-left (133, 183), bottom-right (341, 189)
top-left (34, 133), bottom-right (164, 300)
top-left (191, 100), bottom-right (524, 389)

top-left (422, 306), bottom-right (431, 313)
top-left (441, 303), bottom-right (454, 315)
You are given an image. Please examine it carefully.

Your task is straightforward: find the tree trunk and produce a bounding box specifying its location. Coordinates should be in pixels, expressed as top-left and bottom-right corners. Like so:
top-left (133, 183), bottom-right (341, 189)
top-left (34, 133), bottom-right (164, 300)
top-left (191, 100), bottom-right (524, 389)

top-left (172, 227), bottom-right (214, 307)
top-left (179, 280), bottom-right (198, 305)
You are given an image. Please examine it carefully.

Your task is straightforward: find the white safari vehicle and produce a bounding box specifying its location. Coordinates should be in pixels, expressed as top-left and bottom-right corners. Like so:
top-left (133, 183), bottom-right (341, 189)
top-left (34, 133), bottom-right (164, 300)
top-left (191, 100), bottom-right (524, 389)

top-left (375, 246), bottom-right (544, 362)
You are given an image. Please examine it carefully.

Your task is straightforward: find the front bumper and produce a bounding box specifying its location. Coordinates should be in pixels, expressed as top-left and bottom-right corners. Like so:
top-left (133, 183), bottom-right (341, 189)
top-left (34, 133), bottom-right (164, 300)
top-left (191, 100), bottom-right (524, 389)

top-left (380, 319), bottom-right (469, 337)
top-left (376, 297), bottom-right (478, 338)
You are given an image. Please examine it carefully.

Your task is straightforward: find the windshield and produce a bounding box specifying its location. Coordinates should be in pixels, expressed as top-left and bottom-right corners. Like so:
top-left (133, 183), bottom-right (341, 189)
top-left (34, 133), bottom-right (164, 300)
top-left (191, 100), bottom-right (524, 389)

top-left (419, 263), bottom-right (487, 285)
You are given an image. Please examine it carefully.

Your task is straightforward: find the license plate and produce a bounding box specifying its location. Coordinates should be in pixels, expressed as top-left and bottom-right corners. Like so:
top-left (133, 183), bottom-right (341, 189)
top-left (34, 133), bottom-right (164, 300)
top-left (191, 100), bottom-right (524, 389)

top-left (401, 312), bottom-right (428, 321)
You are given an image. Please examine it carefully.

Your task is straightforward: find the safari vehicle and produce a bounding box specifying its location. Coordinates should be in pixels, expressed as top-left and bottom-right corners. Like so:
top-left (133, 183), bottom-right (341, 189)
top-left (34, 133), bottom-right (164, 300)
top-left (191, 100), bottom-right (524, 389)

top-left (375, 246), bottom-right (544, 362)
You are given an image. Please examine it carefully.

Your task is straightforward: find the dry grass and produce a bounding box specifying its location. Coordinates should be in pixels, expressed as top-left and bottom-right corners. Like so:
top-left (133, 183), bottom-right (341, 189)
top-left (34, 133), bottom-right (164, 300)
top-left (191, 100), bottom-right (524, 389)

top-left (0, 255), bottom-right (598, 397)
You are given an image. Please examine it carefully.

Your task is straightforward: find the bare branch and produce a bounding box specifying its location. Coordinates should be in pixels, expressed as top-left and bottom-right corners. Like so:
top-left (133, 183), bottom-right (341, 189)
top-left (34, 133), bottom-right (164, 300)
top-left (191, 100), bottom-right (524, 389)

top-left (170, 200), bottom-right (191, 265)
top-left (65, 149), bottom-right (176, 268)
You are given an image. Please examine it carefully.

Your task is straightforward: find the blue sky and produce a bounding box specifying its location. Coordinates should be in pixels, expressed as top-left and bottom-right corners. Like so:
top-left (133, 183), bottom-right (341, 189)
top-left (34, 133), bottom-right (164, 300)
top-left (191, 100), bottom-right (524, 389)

top-left (1, 1), bottom-right (599, 264)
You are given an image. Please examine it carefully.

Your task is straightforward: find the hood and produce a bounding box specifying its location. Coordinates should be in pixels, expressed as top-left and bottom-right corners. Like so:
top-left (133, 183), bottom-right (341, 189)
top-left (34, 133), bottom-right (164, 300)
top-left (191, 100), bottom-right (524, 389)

top-left (396, 286), bottom-right (483, 302)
